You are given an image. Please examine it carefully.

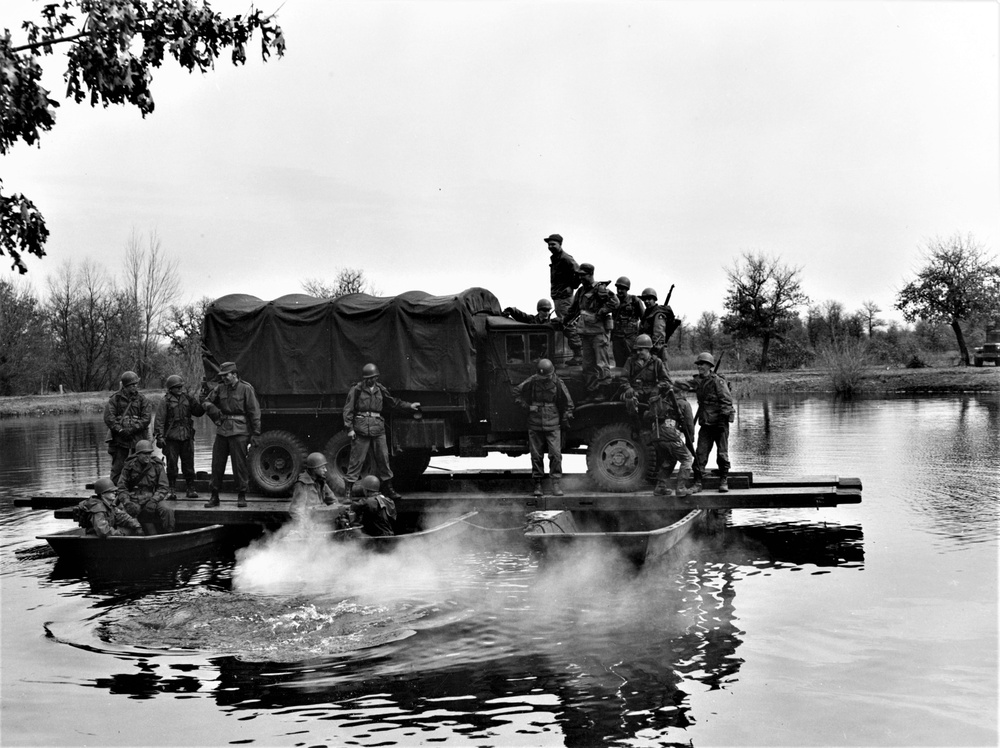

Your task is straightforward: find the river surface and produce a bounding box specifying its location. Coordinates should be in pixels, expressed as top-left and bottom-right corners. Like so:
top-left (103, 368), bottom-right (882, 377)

top-left (1, 395), bottom-right (997, 747)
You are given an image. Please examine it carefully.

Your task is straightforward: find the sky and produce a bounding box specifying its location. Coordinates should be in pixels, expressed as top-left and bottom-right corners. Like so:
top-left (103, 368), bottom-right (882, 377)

top-left (3, 0), bottom-right (999, 325)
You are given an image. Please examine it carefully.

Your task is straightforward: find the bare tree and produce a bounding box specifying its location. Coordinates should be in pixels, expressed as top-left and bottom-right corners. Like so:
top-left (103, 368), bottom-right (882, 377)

top-left (121, 229), bottom-right (181, 381)
top-left (895, 233), bottom-right (1000, 365)
top-left (692, 311), bottom-right (720, 353)
top-left (859, 300), bottom-right (885, 337)
top-left (0, 278), bottom-right (51, 394)
top-left (302, 268), bottom-right (376, 298)
top-left (721, 252), bottom-right (810, 371)
top-left (162, 297), bottom-right (214, 386)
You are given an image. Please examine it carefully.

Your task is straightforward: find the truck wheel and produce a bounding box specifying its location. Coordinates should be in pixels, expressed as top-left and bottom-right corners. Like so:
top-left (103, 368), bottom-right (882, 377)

top-left (323, 432), bottom-right (374, 488)
top-left (974, 358), bottom-right (983, 367)
top-left (586, 423), bottom-right (649, 493)
top-left (249, 430), bottom-right (307, 496)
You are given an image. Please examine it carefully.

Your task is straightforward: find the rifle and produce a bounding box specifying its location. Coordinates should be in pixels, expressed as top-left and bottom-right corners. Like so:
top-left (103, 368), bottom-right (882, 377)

top-left (663, 283), bottom-right (675, 307)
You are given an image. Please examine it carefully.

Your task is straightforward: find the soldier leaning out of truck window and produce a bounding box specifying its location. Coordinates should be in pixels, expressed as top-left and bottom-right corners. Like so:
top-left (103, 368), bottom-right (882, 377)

top-left (513, 358), bottom-right (574, 499)
top-left (343, 363), bottom-right (420, 502)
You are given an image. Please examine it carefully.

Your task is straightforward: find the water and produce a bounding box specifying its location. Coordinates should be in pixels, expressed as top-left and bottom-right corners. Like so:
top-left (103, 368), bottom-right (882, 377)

top-left (1, 395), bottom-right (997, 747)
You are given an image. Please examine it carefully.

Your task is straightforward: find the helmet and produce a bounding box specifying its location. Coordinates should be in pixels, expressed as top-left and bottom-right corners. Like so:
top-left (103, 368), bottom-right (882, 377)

top-left (134, 439), bottom-right (154, 454)
top-left (695, 352), bottom-right (716, 367)
top-left (537, 358), bottom-right (554, 375)
top-left (305, 452), bottom-right (327, 469)
top-left (536, 298), bottom-right (553, 312)
top-left (615, 276), bottom-right (631, 290)
top-left (362, 363), bottom-right (380, 378)
top-left (634, 334), bottom-right (653, 349)
top-left (165, 374), bottom-right (184, 389)
top-left (640, 287), bottom-right (658, 301)
top-left (94, 477), bottom-right (116, 495)
top-left (120, 371), bottom-right (140, 386)
top-left (359, 475), bottom-right (381, 493)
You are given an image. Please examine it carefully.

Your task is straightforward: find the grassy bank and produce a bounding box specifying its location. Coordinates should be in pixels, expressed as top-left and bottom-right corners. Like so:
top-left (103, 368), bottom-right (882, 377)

top-left (2, 366), bottom-right (997, 418)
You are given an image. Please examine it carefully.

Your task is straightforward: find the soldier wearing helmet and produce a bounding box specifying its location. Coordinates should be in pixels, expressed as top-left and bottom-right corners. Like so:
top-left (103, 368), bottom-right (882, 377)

top-left (544, 233), bottom-right (584, 365)
top-left (564, 263), bottom-right (620, 401)
top-left (513, 358), bottom-right (574, 497)
top-left (103, 370), bottom-right (153, 485)
top-left (349, 475), bottom-right (397, 536)
top-left (342, 363), bottom-right (421, 501)
top-left (290, 452), bottom-right (338, 514)
top-left (154, 374), bottom-right (205, 500)
top-left (638, 287), bottom-right (679, 363)
top-left (677, 351), bottom-right (735, 494)
top-left (644, 383), bottom-right (695, 497)
top-left (73, 476), bottom-right (142, 538)
top-left (621, 333), bottom-right (671, 402)
top-left (501, 298), bottom-right (555, 324)
top-left (116, 439), bottom-right (174, 534)
top-left (611, 276), bottom-right (646, 367)
top-left (202, 361), bottom-right (261, 508)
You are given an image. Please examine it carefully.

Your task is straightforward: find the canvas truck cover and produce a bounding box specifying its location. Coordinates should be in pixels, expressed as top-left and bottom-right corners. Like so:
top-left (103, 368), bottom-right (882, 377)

top-left (202, 288), bottom-right (501, 395)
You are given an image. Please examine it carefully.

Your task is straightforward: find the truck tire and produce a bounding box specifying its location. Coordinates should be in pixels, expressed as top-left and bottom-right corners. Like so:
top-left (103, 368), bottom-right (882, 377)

top-left (323, 431), bottom-right (374, 487)
top-left (586, 423), bottom-right (650, 493)
top-left (974, 357), bottom-right (983, 367)
top-left (249, 430), bottom-right (307, 496)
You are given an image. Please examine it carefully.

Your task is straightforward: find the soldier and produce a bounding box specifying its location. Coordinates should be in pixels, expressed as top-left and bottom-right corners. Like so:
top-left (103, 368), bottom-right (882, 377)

top-left (117, 439), bottom-right (174, 534)
top-left (202, 361), bottom-right (261, 508)
top-left (513, 358), bottom-right (574, 498)
top-left (350, 475), bottom-right (397, 537)
top-left (611, 276), bottom-right (646, 367)
top-left (103, 370), bottom-right (152, 485)
top-left (502, 298), bottom-right (554, 324)
top-left (290, 452), bottom-right (337, 512)
top-left (343, 363), bottom-right (421, 501)
top-left (565, 263), bottom-right (619, 401)
top-left (638, 287), bottom-right (679, 364)
top-left (154, 374), bottom-right (205, 500)
top-left (545, 233), bottom-right (583, 365)
top-left (644, 383), bottom-right (695, 497)
top-left (621, 334), bottom-right (672, 404)
top-left (74, 477), bottom-right (143, 538)
top-left (678, 352), bottom-right (735, 494)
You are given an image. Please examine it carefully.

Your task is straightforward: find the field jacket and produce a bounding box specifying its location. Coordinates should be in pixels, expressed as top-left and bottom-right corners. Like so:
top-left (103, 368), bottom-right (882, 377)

top-left (682, 372), bottom-right (734, 427)
top-left (549, 249), bottom-right (581, 301)
top-left (343, 381), bottom-right (413, 438)
top-left (350, 493), bottom-right (397, 536)
top-left (640, 304), bottom-right (675, 352)
top-left (513, 373), bottom-right (574, 432)
top-left (203, 379), bottom-right (261, 438)
top-left (103, 390), bottom-right (152, 449)
top-left (154, 391), bottom-right (206, 442)
top-left (116, 454), bottom-right (169, 508)
top-left (644, 392), bottom-right (694, 443)
top-left (291, 471), bottom-right (337, 509)
top-left (567, 282), bottom-right (619, 335)
top-left (79, 494), bottom-right (143, 538)
top-left (612, 293), bottom-right (645, 340)
top-left (622, 355), bottom-right (672, 395)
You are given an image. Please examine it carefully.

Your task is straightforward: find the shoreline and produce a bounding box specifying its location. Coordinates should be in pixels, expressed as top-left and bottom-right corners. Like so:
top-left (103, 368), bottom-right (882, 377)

top-left (1, 366), bottom-right (996, 418)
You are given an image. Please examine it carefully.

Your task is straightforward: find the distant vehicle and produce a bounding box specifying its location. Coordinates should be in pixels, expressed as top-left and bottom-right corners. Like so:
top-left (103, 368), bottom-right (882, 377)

top-left (202, 289), bottom-right (656, 496)
top-left (973, 327), bottom-right (1000, 367)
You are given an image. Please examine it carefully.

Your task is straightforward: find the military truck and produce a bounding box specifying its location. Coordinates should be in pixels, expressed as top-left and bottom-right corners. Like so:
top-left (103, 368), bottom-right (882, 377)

top-left (973, 326), bottom-right (1000, 367)
top-left (202, 288), bottom-right (651, 496)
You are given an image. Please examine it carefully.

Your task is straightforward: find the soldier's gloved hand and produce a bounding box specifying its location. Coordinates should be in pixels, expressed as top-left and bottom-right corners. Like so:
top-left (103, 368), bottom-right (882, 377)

top-left (348, 429), bottom-right (356, 441)
top-left (501, 307), bottom-right (514, 317)
top-left (155, 438), bottom-right (166, 450)
top-left (411, 402), bottom-right (421, 411)
top-left (250, 435), bottom-right (260, 448)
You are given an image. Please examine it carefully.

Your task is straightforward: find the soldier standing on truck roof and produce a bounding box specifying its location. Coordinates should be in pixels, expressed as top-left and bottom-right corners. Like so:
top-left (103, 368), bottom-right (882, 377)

top-left (202, 361), bottom-right (261, 508)
top-left (343, 363), bottom-right (421, 502)
top-left (565, 263), bottom-right (620, 402)
top-left (545, 234), bottom-right (584, 365)
top-left (103, 370), bottom-right (152, 486)
top-left (502, 298), bottom-right (554, 324)
top-left (638, 287), bottom-right (678, 365)
top-left (611, 277), bottom-right (646, 367)
top-left (513, 358), bottom-right (574, 498)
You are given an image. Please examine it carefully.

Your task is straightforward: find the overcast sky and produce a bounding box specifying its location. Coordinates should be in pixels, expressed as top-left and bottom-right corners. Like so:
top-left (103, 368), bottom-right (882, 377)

top-left (4, 0), bottom-right (998, 325)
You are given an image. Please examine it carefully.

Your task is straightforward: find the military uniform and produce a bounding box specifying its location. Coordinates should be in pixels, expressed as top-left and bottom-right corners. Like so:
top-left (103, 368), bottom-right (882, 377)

top-left (644, 389), bottom-right (695, 495)
top-left (513, 371), bottom-right (574, 484)
top-left (342, 381), bottom-right (415, 484)
top-left (290, 470), bottom-right (337, 511)
top-left (549, 246), bottom-right (582, 359)
top-left (117, 452), bottom-right (174, 534)
top-left (681, 371), bottom-right (735, 486)
top-left (611, 292), bottom-right (645, 367)
top-left (350, 492), bottom-right (397, 536)
top-left (103, 388), bottom-right (152, 485)
top-left (77, 492), bottom-right (143, 538)
top-left (622, 353), bottom-right (672, 402)
top-left (567, 280), bottom-right (619, 397)
top-left (640, 302), bottom-right (678, 362)
top-left (154, 389), bottom-right (205, 495)
top-left (203, 377), bottom-right (261, 495)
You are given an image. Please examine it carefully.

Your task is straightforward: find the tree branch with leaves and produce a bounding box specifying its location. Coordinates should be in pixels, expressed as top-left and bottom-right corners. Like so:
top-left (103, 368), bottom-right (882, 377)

top-left (1, 0), bottom-right (285, 274)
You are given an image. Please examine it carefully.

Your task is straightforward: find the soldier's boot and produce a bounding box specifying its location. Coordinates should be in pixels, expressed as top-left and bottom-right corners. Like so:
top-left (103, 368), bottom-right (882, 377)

top-left (654, 482), bottom-right (670, 496)
top-left (718, 476), bottom-right (729, 493)
top-left (532, 480), bottom-right (543, 498)
top-left (552, 478), bottom-right (564, 497)
top-left (675, 483), bottom-right (691, 498)
top-left (566, 347), bottom-right (583, 366)
top-left (237, 492), bottom-right (248, 508)
top-left (689, 481), bottom-right (703, 495)
top-left (184, 480), bottom-right (199, 499)
top-left (343, 480), bottom-right (354, 499)
top-left (204, 491), bottom-right (220, 508)
top-left (167, 482), bottom-right (178, 501)
top-left (383, 480), bottom-right (402, 501)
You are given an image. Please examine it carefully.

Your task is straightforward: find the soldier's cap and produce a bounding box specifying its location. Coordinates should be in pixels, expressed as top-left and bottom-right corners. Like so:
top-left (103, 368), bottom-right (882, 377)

top-left (543, 234), bottom-right (563, 244)
top-left (577, 263), bottom-right (595, 276)
top-left (219, 361), bottom-right (238, 374)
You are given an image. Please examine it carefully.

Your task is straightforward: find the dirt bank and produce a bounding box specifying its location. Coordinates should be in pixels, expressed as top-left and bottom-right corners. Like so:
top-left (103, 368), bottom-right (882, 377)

top-left (1, 367), bottom-right (997, 418)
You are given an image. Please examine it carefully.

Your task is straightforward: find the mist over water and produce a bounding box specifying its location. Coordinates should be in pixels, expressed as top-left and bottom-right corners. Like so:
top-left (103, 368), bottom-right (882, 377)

top-left (2, 394), bottom-right (997, 746)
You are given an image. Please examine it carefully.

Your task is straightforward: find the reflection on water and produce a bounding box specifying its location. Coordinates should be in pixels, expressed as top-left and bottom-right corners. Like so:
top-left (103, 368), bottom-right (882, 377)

top-left (2, 394), bottom-right (998, 747)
